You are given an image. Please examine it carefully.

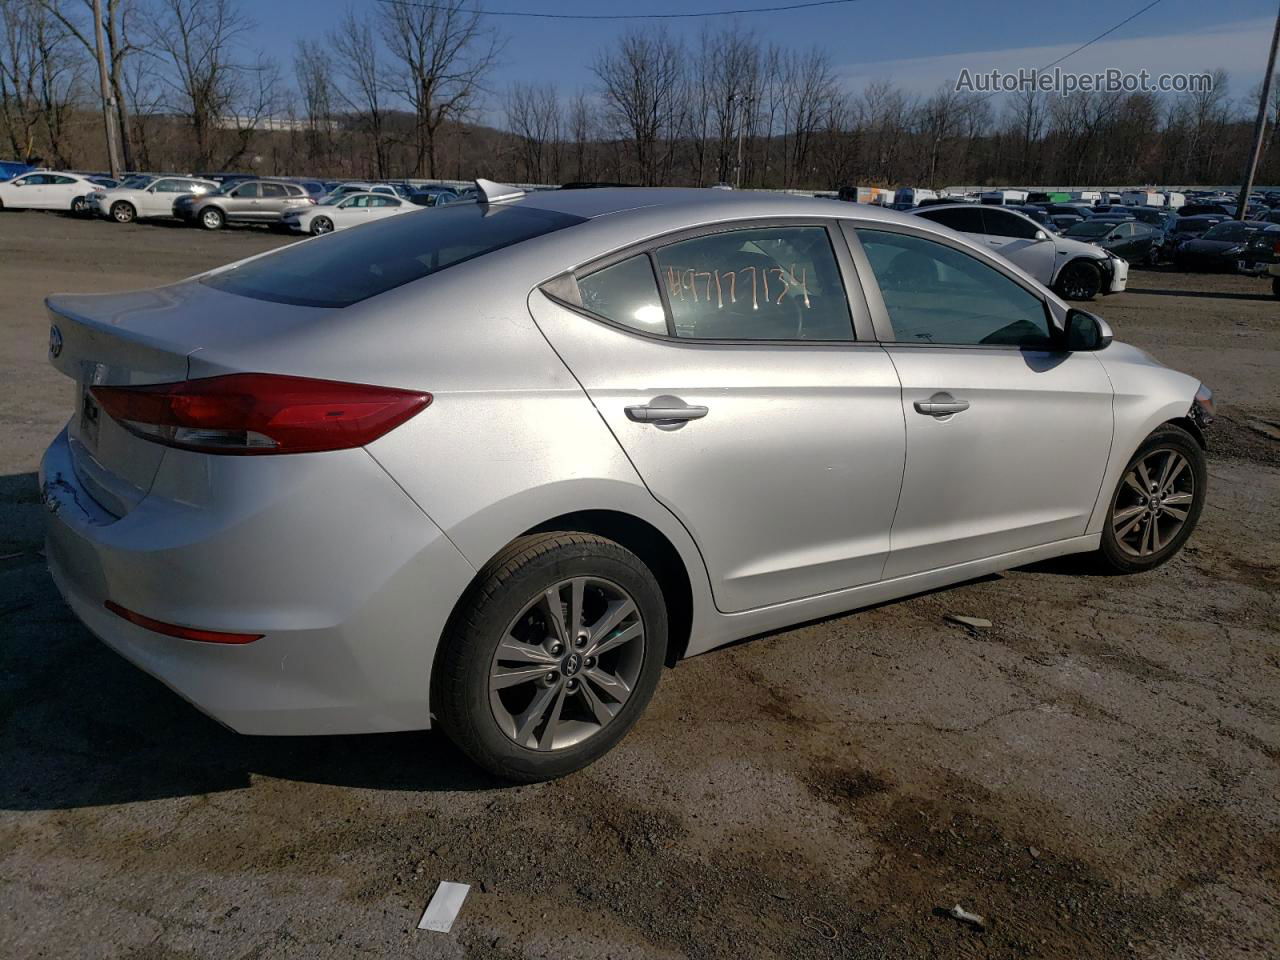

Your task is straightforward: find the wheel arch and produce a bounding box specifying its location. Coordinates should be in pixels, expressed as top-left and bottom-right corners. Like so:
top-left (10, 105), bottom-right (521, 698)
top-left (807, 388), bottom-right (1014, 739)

top-left (444, 508), bottom-right (697, 669)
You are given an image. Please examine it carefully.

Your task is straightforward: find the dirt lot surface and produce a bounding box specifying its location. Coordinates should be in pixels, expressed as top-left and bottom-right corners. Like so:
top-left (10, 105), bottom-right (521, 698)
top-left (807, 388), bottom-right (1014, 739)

top-left (1, 211), bottom-right (1277, 960)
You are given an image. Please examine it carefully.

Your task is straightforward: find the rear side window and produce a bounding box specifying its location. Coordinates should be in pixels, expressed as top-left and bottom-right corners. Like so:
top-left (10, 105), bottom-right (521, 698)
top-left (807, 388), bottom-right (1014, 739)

top-left (203, 203), bottom-right (586, 307)
top-left (260, 183), bottom-right (287, 198)
top-left (577, 255), bottom-right (667, 335)
top-left (857, 229), bottom-right (1052, 348)
top-left (653, 226), bottom-right (853, 340)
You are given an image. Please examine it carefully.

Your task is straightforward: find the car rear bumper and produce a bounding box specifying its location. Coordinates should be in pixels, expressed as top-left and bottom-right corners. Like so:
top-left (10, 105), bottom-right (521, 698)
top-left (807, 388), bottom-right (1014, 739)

top-left (39, 426), bottom-right (476, 735)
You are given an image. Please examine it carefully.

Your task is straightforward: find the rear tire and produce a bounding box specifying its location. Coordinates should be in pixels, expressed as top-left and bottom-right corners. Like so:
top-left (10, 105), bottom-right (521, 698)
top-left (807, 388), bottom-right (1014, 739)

top-left (1273, 276), bottom-right (1279, 299)
top-left (111, 200), bottom-right (135, 224)
top-left (199, 206), bottom-right (224, 230)
top-left (1092, 424), bottom-right (1206, 575)
top-left (433, 532), bottom-right (668, 783)
top-left (70, 196), bottom-right (88, 215)
top-left (1054, 260), bottom-right (1102, 300)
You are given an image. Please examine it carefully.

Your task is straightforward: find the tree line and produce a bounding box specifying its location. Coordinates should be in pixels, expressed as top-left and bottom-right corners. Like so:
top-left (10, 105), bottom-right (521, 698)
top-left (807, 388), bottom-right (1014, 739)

top-left (2, 0), bottom-right (1277, 189)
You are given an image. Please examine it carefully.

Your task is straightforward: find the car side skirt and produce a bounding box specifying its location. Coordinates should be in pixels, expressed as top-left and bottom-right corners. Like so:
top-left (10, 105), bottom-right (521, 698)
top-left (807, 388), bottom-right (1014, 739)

top-left (686, 534), bottom-right (1100, 658)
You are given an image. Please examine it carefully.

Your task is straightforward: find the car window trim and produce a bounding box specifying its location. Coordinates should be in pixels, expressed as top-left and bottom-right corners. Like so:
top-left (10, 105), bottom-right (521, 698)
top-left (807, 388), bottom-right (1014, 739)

top-left (841, 220), bottom-right (1065, 351)
top-left (550, 217), bottom-right (876, 346)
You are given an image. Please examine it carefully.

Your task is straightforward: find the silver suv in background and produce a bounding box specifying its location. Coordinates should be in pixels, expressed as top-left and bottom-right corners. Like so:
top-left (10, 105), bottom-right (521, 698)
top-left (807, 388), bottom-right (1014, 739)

top-left (174, 179), bottom-right (314, 230)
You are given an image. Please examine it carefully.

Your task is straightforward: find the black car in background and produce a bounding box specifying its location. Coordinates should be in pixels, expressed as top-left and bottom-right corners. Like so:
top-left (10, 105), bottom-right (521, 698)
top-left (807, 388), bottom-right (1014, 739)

top-left (1179, 202), bottom-right (1233, 217)
top-left (1174, 220), bottom-right (1274, 272)
top-left (1168, 214), bottom-right (1230, 252)
top-left (1064, 219), bottom-right (1162, 264)
top-left (1009, 204), bottom-right (1057, 230)
top-left (1240, 224), bottom-right (1280, 273)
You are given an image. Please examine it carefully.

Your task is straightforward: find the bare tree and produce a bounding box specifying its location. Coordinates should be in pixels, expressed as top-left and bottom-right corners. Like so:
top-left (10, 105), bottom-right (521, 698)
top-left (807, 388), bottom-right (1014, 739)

top-left (378, 0), bottom-right (501, 177)
top-left (0, 0), bottom-right (83, 165)
top-left (328, 9), bottom-right (389, 179)
top-left (504, 81), bottom-right (561, 183)
top-left (37, 0), bottom-right (138, 168)
top-left (780, 46), bottom-right (837, 187)
top-left (593, 27), bottom-right (684, 185)
top-left (143, 0), bottom-right (278, 170)
top-left (294, 37), bottom-right (334, 167)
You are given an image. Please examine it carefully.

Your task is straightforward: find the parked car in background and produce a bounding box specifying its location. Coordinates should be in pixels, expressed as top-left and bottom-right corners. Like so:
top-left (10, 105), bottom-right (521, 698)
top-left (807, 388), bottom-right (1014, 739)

top-left (406, 185), bottom-right (459, 207)
top-left (39, 184), bottom-right (1212, 781)
top-left (281, 191), bottom-right (417, 235)
top-left (1049, 213), bottom-right (1086, 231)
top-left (1237, 224), bottom-right (1280, 274)
top-left (0, 171), bottom-right (104, 213)
top-left (1174, 220), bottom-right (1274, 272)
top-left (1063, 219), bottom-right (1162, 265)
top-left (0, 159), bottom-right (33, 181)
top-left (913, 203), bottom-right (1127, 299)
top-left (95, 175), bottom-right (219, 223)
top-left (174, 179), bottom-right (313, 230)
top-left (1178, 203), bottom-right (1232, 217)
top-left (1168, 214), bottom-right (1229, 255)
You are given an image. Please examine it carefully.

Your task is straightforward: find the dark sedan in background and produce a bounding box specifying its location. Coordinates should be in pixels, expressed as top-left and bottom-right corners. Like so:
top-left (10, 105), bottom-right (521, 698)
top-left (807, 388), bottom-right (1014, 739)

top-left (1174, 220), bottom-right (1275, 272)
top-left (1064, 219), bottom-right (1162, 264)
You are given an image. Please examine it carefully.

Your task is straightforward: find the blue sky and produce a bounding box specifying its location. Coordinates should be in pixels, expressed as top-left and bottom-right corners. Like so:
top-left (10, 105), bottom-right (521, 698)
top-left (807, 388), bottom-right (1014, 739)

top-left (254, 0), bottom-right (1278, 120)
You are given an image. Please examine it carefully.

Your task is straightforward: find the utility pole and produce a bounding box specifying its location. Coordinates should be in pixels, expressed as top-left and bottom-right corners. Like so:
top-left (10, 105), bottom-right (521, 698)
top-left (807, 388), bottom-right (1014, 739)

top-left (92, 0), bottom-right (123, 178)
top-left (1236, 3), bottom-right (1280, 221)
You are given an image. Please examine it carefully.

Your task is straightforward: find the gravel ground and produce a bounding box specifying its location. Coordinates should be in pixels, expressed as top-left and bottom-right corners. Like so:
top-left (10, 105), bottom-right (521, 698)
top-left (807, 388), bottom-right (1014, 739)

top-left (1, 211), bottom-right (1277, 960)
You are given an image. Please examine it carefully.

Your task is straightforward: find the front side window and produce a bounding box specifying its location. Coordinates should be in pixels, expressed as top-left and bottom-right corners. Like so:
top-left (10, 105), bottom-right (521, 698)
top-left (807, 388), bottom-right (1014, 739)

top-left (577, 255), bottom-right (667, 335)
top-left (233, 183), bottom-right (260, 198)
top-left (153, 179), bottom-right (180, 193)
top-left (982, 210), bottom-right (1040, 239)
top-left (652, 226), bottom-right (853, 341)
top-left (857, 229), bottom-right (1053, 348)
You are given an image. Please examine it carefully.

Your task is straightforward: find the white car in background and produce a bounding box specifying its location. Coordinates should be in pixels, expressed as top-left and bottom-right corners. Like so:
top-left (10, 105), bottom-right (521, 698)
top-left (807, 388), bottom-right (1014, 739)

top-left (913, 204), bottom-right (1128, 300)
top-left (0, 171), bottom-right (103, 213)
top-left (282, 192), bottom-right (417, 235)
top-left (95, 175), bottom-right (219, 223)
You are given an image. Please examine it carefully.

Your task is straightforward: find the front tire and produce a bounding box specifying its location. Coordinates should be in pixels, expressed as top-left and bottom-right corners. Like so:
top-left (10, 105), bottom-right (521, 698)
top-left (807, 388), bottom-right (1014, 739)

top-left (1094, 424), bottom-right (1206, 574)
top-left (111, 200), bottom-right (136, 223)
top-left (1054, 260), bottom-right (1102, 300)
top-left (1273, 276), bottom-right (1279, 299)
top-left (199, 206), bottom-right (224, 230)
top-left (310, 216), bottom-right (334, 235)
top-left (434, 532), bottom-right (668, 782)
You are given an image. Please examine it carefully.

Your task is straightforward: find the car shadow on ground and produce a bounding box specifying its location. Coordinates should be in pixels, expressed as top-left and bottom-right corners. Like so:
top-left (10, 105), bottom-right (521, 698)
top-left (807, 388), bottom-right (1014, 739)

top-left (1125, 286), bottom-right (1275, 302)
top-left (0, 472), bottom-right (503, 812)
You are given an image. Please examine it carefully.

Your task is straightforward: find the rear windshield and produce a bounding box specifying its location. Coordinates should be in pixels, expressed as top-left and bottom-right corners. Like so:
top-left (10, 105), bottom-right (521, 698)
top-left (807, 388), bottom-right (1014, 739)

top-left (203, 203), bottom-right (586, 307)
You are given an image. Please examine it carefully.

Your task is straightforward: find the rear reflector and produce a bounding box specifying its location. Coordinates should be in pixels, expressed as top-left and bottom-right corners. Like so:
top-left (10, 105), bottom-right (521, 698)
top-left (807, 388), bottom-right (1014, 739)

top-left (91, 373), bottom-right (431, 455)
top-left (105, 600), bottom-right (262, 644)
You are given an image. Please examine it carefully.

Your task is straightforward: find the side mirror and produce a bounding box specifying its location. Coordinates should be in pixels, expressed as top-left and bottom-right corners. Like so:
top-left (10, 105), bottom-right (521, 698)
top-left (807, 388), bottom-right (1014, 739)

top-left (1034, 229), bottom-right (1049, 241)
top-left (1065, 309), bottom-right (1113, 351)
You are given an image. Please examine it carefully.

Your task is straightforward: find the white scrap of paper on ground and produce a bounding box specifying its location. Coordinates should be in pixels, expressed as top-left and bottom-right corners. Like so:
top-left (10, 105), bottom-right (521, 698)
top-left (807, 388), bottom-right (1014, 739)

top-left (418, 881), bottom-right (470, 933)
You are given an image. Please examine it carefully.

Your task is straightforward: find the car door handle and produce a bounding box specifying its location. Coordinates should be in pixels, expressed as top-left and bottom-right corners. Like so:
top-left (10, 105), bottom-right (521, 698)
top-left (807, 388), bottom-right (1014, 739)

top-left (625, 400), bottom-right (709, 423)
top-left (914, 393), bottom-right (970, 417)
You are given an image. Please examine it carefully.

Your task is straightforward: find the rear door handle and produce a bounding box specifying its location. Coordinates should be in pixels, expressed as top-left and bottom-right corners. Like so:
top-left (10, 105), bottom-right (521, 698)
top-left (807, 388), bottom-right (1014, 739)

top-left (913, 392), bottom-right (970, 417)
top-left (625, 397), bottom-right (709, 424)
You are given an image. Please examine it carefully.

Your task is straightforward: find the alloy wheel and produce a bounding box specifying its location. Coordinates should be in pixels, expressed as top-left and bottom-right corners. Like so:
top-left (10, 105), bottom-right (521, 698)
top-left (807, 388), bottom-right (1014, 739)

top-left (312, 217), bottom-right (333, 234)
top-left (488, 577), bottom-right (645, 751)
top-left (1111, 448), bottom-right (1195, 557)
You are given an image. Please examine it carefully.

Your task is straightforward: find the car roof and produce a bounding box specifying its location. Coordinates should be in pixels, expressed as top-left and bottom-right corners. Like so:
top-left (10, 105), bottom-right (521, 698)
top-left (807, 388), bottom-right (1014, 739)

top-left (515, 186), bottom-right (917, 225)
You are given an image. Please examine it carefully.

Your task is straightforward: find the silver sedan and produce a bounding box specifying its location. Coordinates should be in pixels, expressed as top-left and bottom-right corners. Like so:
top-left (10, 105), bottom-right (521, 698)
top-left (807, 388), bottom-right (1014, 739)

top-left (40, 182), bottom-right (1213, 781)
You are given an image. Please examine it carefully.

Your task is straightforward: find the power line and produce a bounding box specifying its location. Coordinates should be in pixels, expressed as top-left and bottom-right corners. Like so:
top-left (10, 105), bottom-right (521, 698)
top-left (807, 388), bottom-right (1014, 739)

top-left (1037, 0), bottom-right (1165, 73)
top-left (373, 0), bottom-right (865, 19)
top-left (974, 0), bottom-right (1165, 101)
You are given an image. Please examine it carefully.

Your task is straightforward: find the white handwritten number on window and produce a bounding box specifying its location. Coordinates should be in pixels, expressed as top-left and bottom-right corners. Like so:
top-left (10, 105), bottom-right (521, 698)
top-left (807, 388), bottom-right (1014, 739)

top-left (662, 264), bottom-right (812, 310)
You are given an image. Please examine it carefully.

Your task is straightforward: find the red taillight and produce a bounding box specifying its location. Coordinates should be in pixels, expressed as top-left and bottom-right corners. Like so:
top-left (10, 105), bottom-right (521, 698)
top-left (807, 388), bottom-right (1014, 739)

top-left (91, 373), bottom-right (431, 455)
top-left (105, 600), bottom-right (262, 644)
